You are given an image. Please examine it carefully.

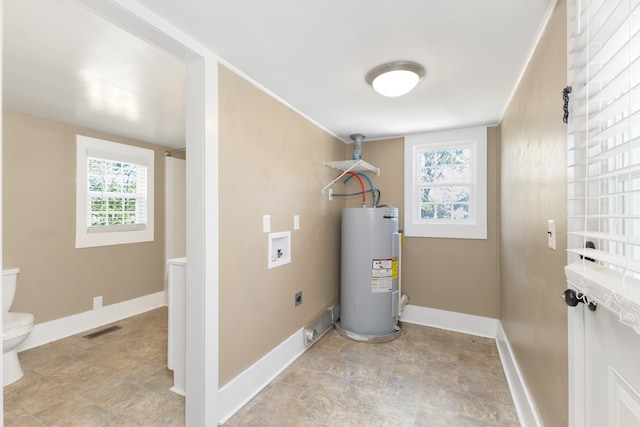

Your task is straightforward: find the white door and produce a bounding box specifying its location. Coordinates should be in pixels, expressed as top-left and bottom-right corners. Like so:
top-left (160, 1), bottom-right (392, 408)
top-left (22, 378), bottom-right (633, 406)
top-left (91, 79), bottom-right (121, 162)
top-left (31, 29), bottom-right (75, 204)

top-left (570, 302), bottom-right (640, 426)
top-left (564, 0), bottom-right (640, 423)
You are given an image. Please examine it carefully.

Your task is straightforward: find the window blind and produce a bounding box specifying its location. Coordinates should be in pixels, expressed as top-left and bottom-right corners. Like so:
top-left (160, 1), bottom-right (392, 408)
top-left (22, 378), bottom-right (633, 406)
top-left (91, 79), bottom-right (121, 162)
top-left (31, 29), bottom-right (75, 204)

top-left (86, 156), bottom-right (148, 231)
top-left (566, 0), bottom-right (640, 334)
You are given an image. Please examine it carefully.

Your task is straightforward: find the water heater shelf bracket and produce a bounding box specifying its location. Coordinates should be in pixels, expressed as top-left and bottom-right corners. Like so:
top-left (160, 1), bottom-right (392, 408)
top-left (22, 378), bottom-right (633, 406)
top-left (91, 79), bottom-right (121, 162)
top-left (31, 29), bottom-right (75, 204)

top-left (321, 160), bottom-right (380, 194)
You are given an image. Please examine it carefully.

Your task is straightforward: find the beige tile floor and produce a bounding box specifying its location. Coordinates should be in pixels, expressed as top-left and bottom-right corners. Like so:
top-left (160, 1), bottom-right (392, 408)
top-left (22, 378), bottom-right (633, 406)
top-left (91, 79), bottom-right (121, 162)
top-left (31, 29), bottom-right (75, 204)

top-left (3, 307), bottom-right (184, 426)
top-left (224, 323), bottom-right (519, 427)
top-left (4, 308), bottom-right (519, 426)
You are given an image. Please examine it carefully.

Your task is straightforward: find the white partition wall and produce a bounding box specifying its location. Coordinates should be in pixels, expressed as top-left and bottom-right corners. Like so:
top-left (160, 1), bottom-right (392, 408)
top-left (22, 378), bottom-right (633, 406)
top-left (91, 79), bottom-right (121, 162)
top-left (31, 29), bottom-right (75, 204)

top-left (165, 156), bottom-right (187, 298)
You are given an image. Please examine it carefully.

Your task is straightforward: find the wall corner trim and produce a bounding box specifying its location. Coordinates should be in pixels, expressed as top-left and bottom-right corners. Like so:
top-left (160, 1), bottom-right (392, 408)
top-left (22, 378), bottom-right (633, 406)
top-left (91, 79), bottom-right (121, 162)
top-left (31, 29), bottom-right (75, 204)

top-left (18, 291), bottom-right (166, 352)
top-left (400, 304), bottom-right (498, 338)
top-left (218, 328), bottom-right (306, 423)
top-left (496, 322), bottom-right (543, 427)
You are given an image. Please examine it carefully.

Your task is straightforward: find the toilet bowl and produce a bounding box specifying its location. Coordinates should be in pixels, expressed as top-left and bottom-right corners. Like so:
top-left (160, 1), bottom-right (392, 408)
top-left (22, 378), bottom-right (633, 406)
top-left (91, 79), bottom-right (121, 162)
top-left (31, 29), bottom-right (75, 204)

top-left (2, 268), bottom-right (34, 386)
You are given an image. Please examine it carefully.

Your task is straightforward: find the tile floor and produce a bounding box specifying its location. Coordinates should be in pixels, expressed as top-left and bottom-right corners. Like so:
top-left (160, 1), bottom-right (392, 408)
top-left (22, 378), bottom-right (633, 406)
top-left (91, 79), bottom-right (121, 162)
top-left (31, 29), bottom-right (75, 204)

top-left (4, 309), bottom-right (519, 426)
top-left (224, 323), bottom-right (519, 427)
top-left (3, 307), bottom-right (184, 426)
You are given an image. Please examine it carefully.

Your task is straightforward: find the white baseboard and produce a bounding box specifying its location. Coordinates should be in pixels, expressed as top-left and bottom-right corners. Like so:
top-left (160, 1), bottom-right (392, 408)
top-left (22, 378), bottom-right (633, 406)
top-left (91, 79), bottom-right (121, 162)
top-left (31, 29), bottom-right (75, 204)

top-left (400, 304), bottom-right (498, 338)
top-left (218, 328), bottom-right (306, 424)
top-left (18, 291), bottom-right (166, 351)
top-left (496, 322), bottom-right (542, 427)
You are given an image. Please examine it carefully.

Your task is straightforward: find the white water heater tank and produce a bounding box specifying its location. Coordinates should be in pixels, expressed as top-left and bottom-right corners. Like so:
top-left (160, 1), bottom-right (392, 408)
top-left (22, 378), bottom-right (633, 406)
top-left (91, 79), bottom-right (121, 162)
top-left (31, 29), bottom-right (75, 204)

top-left (337, 207), bottom-right (401, 342)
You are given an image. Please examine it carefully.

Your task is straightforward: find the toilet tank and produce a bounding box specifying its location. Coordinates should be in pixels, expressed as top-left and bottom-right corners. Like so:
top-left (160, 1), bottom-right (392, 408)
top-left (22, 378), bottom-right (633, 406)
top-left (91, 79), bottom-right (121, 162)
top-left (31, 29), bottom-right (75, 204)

top-left (2, 268), bottom-right (20, 313)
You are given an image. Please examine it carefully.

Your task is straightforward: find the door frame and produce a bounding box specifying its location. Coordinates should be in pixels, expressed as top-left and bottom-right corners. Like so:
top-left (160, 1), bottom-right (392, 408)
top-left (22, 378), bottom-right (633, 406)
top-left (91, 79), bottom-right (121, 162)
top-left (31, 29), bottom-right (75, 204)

top-left (0, 0), bottom-right (221, 424)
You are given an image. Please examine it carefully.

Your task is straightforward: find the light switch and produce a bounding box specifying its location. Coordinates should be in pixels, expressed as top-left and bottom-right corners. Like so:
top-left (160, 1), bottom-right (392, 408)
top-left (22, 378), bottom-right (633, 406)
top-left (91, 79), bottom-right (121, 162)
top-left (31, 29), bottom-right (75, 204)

top-left (263, 215), bottom-right (271, 233)
top-left (547, 220), bottom-right (556, 250)
top-left (294, 215), bottom-right (300, 230)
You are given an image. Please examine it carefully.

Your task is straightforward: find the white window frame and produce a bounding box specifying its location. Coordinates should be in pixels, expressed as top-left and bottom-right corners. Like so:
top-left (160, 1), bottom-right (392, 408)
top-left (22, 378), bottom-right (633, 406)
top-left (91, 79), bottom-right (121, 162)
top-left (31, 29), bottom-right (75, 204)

top-left (404, 126), bottom-right (487, 239)
top-left (75, 135), bottom-right (154, 248)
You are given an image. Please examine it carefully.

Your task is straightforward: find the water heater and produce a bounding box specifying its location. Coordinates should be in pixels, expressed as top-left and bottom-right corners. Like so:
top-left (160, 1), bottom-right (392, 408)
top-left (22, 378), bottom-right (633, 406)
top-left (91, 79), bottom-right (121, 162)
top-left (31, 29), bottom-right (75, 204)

top-left (337, 207), bottom-right (402, 342)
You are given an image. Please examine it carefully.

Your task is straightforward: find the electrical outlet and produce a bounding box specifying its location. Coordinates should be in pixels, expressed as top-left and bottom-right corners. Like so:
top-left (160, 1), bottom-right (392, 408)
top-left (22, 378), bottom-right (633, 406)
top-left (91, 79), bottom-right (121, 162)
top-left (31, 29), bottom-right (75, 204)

top-left (295, 291), bottom-right (302, 307)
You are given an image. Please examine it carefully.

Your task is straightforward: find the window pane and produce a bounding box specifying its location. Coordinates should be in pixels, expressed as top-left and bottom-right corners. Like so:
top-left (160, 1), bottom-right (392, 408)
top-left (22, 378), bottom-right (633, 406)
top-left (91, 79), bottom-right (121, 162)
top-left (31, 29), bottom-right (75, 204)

top-left (436, 203), bottom-right (451, 219)
top-left (421, 187), bottom-right (469, 202)
top-left (106, 163), bottom-right (122, 192)
top-left (88, 158), bottom-right (140, 195)
top-left (124, 198), bottom-right (136, 212)
top-left (419, 147), bottom-right (471, 184)
top-left (91, 197), bottom-right (106, 212)
top-left (108, 198), bottom-right (123, 212)
top-left (88, 159), bottom-right (105, 191)
top-left (420, 188), bottom-right (435, 203)
top-left (91, 213), bottom-right (106, 226)
top-left (436, 186), bottom-right (469, 203)
top-left (452, 203), bottom-right (470, 219)
top-left (122, 164), bottom-right (138, 193)
top-left (419, 186), bottom-right (470, 219)
top-left (107, 213), bottom-right (123, 225)
top-left (124, 213), bottom-right (136, 224)
top-left (86, 156), bottom-right (146, 229)
top-left (420, 203), bottom-right (435, 219)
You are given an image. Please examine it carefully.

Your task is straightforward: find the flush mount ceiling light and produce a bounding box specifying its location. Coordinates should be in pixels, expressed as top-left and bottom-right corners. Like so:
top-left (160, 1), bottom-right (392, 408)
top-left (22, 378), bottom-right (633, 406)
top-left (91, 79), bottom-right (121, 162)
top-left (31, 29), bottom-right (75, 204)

top-left (365, 61), bottom-right (425, 97)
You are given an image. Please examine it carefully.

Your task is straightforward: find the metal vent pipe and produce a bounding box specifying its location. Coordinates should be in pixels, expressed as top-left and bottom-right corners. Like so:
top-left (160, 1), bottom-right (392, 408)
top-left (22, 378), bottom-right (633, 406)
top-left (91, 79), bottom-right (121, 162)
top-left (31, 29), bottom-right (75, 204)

top-left (350, 133), bottom-right (365, 160)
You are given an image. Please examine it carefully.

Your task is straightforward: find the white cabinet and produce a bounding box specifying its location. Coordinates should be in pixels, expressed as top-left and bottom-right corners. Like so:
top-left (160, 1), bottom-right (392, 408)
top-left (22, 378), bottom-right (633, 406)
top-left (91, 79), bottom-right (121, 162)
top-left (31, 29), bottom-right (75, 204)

top-left (167, 257), bottom-right (186, 396)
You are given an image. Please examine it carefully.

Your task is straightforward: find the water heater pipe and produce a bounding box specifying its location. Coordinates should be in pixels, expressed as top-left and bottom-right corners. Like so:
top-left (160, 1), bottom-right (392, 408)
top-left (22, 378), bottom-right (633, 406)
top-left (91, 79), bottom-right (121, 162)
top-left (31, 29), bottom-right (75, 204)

top-left (344, 172), bottom-right (377, 207)
top-left (344, 172), bottom-right (366, 206)
top-left (351, 134), bottom-right (365, 160)
top-left (400, 294), bottom-right (409, 314)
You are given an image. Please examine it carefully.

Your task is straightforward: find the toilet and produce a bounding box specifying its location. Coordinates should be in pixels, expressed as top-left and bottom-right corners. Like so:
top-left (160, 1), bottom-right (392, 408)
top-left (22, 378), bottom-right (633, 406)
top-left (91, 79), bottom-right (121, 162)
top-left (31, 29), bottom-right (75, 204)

top-left (3, 268), bottom-right (34, 386)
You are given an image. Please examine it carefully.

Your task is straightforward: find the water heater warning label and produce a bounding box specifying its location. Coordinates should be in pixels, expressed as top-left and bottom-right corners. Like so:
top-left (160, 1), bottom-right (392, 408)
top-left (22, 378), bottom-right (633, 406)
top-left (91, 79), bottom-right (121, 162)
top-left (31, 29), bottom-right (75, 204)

top-left (371, 258), bottom-right (396, 293)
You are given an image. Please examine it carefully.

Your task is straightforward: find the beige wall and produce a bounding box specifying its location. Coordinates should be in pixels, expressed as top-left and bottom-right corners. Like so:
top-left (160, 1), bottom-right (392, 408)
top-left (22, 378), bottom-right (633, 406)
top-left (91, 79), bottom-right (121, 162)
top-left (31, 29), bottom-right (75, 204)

top-left (499, 0), bottom-right (568, 425)
top-left (348, 130), bottom-right (499, 318)
top-left (3, 111), bottom-right (167, 323)
top-left (218, 65), bottom-right (345, 386)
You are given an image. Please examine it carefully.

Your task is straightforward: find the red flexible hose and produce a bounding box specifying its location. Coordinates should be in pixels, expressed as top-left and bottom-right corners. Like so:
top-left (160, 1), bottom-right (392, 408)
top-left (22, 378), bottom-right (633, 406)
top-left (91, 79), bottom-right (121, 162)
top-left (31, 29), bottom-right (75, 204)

top-left (344, 171), bottom-right (366, 205)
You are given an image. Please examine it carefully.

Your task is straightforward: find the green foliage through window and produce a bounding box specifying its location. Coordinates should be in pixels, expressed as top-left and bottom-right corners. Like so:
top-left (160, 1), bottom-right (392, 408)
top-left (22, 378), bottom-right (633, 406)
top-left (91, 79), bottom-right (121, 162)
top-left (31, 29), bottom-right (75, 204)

top-left (87, 158), bottom-right (146, 227)
top-left (417, 146), bottom-right (471, 220)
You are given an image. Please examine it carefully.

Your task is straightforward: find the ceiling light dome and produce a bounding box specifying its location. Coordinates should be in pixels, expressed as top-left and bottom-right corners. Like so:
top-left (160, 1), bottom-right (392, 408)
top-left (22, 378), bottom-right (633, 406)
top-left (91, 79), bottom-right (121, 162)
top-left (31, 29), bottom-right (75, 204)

top-left (366, 61), bottom-right (425, 97)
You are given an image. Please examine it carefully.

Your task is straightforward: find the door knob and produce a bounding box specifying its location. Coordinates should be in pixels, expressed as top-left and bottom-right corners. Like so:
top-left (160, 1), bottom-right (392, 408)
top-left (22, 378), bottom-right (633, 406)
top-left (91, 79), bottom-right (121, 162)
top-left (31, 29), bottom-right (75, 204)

top-left (563, 288), bottom-right (597, 311)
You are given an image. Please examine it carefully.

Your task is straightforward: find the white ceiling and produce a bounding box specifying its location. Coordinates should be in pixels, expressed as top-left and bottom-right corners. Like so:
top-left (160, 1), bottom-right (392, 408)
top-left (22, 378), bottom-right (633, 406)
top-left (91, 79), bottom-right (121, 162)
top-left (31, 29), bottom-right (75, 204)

top-left (3, 0), bottom-right (555, 149)
top-left (3, 0), bottom-right (186, 148)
